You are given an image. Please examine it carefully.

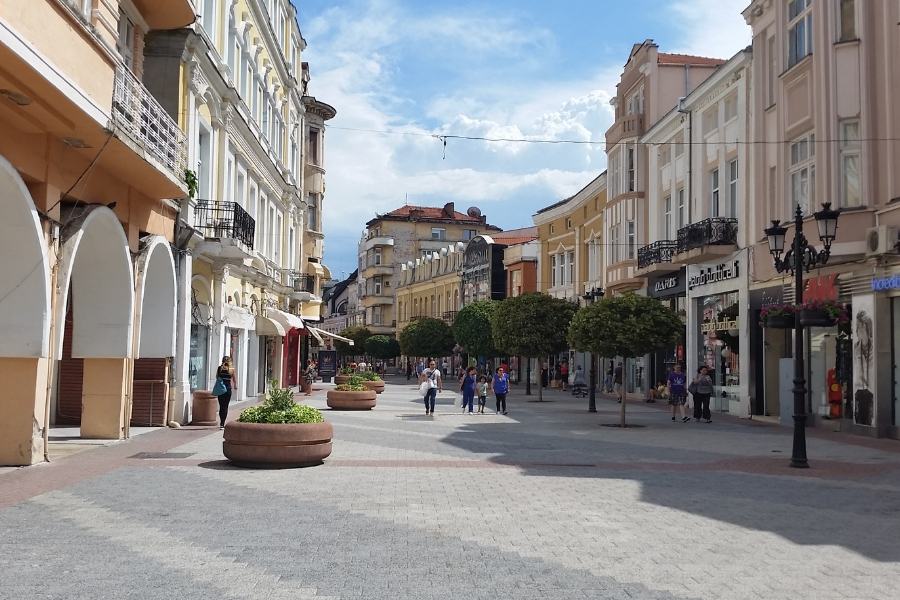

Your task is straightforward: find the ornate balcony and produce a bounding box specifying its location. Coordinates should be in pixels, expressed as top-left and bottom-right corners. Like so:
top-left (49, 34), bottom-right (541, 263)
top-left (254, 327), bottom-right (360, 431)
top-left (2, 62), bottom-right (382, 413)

top-left (673, 218), bottom-right (738, 264)
top-left (605, 114), bottom-right (644, 147)
top-left (194, 201), bottom-right (256, 251)
top-left (637, 241), bottom-right (677, 270)
top-left (292, 275), bottom-right (316, 294)
top-left (111, 65), bottom-right (186, 183)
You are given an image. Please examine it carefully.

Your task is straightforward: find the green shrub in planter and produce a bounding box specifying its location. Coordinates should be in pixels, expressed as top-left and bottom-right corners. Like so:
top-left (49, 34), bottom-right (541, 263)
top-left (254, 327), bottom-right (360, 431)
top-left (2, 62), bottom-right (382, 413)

top-left (360, 370), bottom-right (382, 381)
top-left (335, 383), bottom-right (367, 392)
top-left (238, 383), bottom-right (324, 424)
top-left (348, 374), bottom-right (365, 386)
top-left (339, 366), bottom-right (355, 375)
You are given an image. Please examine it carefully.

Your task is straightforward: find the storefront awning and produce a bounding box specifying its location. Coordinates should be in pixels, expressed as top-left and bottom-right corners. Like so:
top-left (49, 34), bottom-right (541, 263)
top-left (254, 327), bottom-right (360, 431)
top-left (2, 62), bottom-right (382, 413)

top-left (307, 327), bottom-right (325, 345)
top-left (309, 327), bottom-right (355, 346)
top-left (223, 304), bottom-right (256, 330)
top-left (267, 308), bottom-right (305, 331)
top-left (255, 315), bottom-right (286, 337)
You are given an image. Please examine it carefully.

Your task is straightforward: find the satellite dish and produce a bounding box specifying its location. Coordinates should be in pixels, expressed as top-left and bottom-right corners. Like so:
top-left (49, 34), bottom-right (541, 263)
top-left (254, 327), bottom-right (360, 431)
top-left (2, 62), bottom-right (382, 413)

top-left (467, 206), bottom-right (482, 218)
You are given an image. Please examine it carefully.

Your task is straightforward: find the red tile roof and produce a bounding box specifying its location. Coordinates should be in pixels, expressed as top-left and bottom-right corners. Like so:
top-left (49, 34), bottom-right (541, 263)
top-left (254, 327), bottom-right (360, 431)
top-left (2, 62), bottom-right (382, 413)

top-left (490, 227), bottom-right (538, 246)
top-left (657, 52), bottom-right (726, 67)
top-left (381, 205), bottom-right (483, 222)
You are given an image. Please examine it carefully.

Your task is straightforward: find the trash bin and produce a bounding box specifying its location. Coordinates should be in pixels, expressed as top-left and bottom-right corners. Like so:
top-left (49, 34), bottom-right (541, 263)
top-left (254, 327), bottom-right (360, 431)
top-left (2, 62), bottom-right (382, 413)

top-left (190, 390), bottom-right (218, 426)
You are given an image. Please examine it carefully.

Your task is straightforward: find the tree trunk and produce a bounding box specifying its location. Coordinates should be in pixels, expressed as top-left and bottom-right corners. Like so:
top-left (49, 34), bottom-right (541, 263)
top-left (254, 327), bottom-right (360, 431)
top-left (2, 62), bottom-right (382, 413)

top-left (525, 356), bottom-right (531, 396)
top-left (619, 356), bottom-right (627, 427)
top-left (537, 358), bottom-right (543, 402)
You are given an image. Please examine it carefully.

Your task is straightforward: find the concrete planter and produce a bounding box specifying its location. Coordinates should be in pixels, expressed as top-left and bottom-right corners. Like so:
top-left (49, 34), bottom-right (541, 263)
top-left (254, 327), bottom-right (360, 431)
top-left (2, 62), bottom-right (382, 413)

top-left (223, 421), bottom-right (333, 468)
top-left (327, 389), bottom-right (377, 410)
top-left (334, 375), bottom-right (351, 385)
top-left (190, 390), bottom-right (218, 426)
top-left (362, 380), bottom-right (385, 394)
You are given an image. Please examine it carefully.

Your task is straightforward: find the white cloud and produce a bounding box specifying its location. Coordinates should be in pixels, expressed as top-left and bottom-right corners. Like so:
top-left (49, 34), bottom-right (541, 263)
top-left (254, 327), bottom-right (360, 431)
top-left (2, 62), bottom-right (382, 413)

top-left (669, 0), bottom-right (752, 59)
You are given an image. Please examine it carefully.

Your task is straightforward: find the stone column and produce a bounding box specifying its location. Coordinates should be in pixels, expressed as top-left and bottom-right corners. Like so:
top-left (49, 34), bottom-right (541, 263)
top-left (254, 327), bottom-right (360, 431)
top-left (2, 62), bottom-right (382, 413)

top-left (171, 250), bottom-right (194, 423)
top-left (81, 358), bottom-right (128, 439)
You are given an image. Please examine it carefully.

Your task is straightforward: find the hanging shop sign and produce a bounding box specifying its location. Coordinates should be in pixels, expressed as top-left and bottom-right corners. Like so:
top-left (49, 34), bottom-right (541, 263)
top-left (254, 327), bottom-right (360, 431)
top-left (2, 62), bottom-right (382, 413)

top-left (648, 268), bottom-right (686, 298)
top-left (871, 275), bottom-right (900, 292)
top-left (689, 260), bottom-right (740, 290)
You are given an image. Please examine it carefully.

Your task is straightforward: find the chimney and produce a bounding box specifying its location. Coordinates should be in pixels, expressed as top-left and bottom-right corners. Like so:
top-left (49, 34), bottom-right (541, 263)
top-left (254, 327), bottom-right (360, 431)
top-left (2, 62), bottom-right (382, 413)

top-left (442, 202), bottom-right (455, 218)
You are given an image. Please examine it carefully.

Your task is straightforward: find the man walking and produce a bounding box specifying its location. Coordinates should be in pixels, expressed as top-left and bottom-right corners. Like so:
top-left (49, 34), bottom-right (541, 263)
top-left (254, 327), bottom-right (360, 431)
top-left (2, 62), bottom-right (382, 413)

top-left (406, 360), bottom-right (412, 381)
top-left (614, 362), bottom-right (624, 404)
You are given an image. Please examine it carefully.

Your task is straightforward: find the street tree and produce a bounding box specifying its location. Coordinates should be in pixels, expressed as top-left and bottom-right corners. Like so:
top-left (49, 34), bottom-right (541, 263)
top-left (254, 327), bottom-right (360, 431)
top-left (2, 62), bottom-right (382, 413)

top-left (568, 292), bottom-right (683, 427)
top-left (452, 300), bottom-right (497, 361)
top-left (398, 317), bottom-right (455, 360)
top-left (364, 335), bottom-right (401, 361)
top-left (334, 325), bottom-right (372, 359)
top-left (491, 293), bottom-right (578, 400)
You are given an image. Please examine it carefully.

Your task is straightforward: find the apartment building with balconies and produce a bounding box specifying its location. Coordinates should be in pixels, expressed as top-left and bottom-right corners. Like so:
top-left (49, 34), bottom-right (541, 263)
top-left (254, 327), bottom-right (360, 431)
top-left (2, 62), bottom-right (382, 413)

top-left (0, 0), bottom-right (194, 464)
top-left (358, 202), bottom-right (501, 336)
top-left (743, 0), bottom-right (900, 438)
top-left (604, 41), bottom-right (725, 295)
top-left (639, 48), bottom-right (753, 415)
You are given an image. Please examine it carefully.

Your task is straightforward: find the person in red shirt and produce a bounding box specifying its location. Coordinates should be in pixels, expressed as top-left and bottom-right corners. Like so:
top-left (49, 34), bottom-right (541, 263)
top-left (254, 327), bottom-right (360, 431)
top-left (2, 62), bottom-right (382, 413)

top-left (559, 361), bottom-right (569, 391)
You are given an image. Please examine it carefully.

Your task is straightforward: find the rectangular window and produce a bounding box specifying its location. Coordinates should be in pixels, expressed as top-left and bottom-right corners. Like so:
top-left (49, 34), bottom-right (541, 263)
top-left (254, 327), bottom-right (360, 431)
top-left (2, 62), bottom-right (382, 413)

top-left (660, 145), bottom-right (671, 166)
top-left (309, 128), bottom-right (320, 165)
top-left (789, 133), bottom-right (816, 214)
top-left (463, 229), bottom-right (476, 240)
top-left (567, 251), bottom-right (575, 285)
top-left (627, 220), bottom-right (636, 260)
top-left (431, 227), bottom-right (445, 240)
top-left (838, 0), bottom-right (857, 41)
top-left (664, 196), bottom-right (672, 239)
top-left (729, 159), bottom-right (739, 218)
top-left (374, 277), bottom-right (382, 296)
top-left (117, 8), bottom-right (135, 71)
top-left (710, 169), bottom-right (720, 217)
top-left (767, 36), bottom-right (776, 106)
top-left (702, 107), bottom-right (718, 132)
top-left (839, 119), bottom-right (861, 208)
top-left (788, 0), bottom-right (813, 68)
top-left (724, 95), bottom-right (738, 122)
top-left (677, 189), bottom-right (685, 228)
top-left (627, 148), bottom-right (636, 192)
top-left (201, 0), bottom-right (217, 41)
top-left (307, 193), bottom-right (318, 232)
top-left (550, 255), bottom-right (558, 287)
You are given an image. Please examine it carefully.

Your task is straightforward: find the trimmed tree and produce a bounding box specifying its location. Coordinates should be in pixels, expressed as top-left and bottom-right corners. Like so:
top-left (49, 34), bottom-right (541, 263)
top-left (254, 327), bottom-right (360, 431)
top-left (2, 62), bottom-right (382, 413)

top-left (335, 326), bottom-right (372, 359)
top-left (364, 335), bottom-right (401, 361)
top-left (491, 293), bottom-right (578, 401)
top-left (399, 317), bottom-right (455, 360)
top-left (568, 292), bottom-right (683, 427)
top-left (452, 301), bottom-right (498, 361)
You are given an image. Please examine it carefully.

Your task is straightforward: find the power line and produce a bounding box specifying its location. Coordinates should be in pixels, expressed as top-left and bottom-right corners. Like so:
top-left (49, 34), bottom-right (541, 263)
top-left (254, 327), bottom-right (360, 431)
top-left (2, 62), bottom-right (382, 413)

top-left (325, 124), bottom-right (898, 150)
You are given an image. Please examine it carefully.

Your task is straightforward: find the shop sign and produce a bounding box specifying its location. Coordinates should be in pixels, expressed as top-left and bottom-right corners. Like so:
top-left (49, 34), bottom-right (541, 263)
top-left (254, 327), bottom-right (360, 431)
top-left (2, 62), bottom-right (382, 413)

top-left (688, 260), bottom-right (740, 290)
top-left (871, 275), bottom-right (900, 292)
top-left (648, 269), bottom-right (685, 298)
top-left (700, 318), bottom-right (739, 334)
top-left (317, 350), bottom-right (337, 377)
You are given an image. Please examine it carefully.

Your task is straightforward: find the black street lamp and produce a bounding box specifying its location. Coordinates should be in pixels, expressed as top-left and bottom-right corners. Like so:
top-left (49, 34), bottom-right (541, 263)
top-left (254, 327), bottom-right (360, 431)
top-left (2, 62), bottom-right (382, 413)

top-left (581, 287), bottom-right (605, 412)
top-left (763, 202), bottom-right (840, 468)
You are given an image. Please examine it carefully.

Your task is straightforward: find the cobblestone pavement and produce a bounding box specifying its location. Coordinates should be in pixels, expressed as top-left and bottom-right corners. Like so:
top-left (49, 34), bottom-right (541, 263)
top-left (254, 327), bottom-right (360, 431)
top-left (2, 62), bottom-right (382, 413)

top-left (3, 378), bottom-right (900, 599)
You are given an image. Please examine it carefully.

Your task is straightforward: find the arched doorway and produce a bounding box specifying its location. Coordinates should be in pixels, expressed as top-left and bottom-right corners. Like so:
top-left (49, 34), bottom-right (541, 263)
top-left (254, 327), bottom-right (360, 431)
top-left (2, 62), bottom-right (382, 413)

top-left (55, 206), bottom-right (134, 439)
top-left (0, 155), bottom-right (51, 465)
top-left (132, 238), bottom-right (177, 426)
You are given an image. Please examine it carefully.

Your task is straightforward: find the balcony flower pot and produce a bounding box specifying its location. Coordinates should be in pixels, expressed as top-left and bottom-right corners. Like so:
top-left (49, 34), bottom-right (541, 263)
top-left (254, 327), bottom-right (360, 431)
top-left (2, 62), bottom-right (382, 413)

top-left (760, 304), bottom-right (796, 330)
top-left (327, 387), bottom-right (377, 410)
top-left (223, 384), bottom-right (330, 468)
top-left (798, 309), bottom-right (836, 327)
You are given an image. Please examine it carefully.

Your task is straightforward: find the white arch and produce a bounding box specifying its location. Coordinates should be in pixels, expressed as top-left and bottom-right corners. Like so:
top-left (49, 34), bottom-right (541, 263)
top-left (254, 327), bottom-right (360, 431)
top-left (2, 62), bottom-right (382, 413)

top-left (134, 237), bottom-right (176, 358)
top-left (55, 207), bottom-right (134, 358)
top-left (0, 155), bottom-right (50, 357)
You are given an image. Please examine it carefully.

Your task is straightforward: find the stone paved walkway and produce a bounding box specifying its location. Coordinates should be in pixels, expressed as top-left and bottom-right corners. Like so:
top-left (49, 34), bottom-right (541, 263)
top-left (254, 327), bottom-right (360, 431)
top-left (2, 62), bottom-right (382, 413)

top-left (2, 378), bottom-right (900, 599)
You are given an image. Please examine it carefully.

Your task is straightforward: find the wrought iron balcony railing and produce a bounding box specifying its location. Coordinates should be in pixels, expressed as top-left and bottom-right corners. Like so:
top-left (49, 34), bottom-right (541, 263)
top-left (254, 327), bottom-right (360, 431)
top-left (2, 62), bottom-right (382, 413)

top-left (111, 65), bottom-right (187, 181)
top-left (637, 240), bottom-right (677, 269)
top-left (194, 201), bottom-right (256, 250)
top-left (675, 218), bottom-right (738, 254)
top-left (292, 275), bottom-right (316, 294)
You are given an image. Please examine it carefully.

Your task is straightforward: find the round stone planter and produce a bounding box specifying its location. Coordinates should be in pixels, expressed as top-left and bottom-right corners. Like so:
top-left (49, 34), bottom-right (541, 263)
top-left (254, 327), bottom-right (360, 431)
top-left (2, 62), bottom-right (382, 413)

top-left (190, 390), bottom-right (218, 426)
top-left (223, 421), bottom-right (333, 468)
top-left (798, 309), bottom-right (836, 328)
top-left (334, 375), bottom-right (351, 385)
top-left (763, 314), bottom-right (795, 329)
top-left (327, 389), bottom-right (377, 410)
top-left (362, 380), bottom-right (385, 394)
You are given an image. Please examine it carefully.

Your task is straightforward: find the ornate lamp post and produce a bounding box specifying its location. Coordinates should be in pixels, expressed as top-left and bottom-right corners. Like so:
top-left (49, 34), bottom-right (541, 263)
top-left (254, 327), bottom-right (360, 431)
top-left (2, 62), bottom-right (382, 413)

top-left (763, 203), bottom-right (840, 468)
top-left (581, 287), bottom-right (605, 412)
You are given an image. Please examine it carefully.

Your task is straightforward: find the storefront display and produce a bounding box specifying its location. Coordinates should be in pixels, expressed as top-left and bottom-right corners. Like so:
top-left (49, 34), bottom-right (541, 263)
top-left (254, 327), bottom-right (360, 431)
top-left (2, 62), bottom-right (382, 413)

top-left (647, 269), bottom-right (687, 385)
top-left (697, 291), bottom-right (741, 411)
top-left (189, 323), bottom-right (208, 391)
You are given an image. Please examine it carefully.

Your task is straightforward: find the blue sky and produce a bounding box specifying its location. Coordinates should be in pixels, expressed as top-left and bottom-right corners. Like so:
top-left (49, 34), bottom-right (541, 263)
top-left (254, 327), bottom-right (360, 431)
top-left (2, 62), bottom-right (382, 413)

top-left (293, 0), bottom-right (751, 280)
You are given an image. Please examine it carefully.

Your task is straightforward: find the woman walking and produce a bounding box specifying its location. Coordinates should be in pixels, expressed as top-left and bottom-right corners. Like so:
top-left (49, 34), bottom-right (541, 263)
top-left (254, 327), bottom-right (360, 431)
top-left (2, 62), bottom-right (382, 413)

top-left (492, 366), bottom-right (510, 415)
top-left (215, 356), bottom-right (237, 429)
top-left (667, 364), bottom-right (690, 422)
top-left (460, 366), bottom-right (477, 414)
top-left (303, 359), bottom-right (317, 396)
top-left (421, 359), bottom-right (442, 416)
top-left (691, 366), bottom-right (714, 423)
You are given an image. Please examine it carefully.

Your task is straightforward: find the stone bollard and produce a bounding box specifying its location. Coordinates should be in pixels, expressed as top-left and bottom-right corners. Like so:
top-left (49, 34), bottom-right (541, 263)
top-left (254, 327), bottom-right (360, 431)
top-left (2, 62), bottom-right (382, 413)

top-left (190, 390), bottom-right (218, 426)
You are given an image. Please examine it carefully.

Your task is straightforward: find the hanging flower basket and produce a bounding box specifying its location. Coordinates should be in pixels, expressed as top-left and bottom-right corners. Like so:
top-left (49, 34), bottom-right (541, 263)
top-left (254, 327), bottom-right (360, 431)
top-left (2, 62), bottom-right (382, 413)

top-left (798, 300), bottom-right (849, 328)
top-left (760, 304), bottom-right (796, 329)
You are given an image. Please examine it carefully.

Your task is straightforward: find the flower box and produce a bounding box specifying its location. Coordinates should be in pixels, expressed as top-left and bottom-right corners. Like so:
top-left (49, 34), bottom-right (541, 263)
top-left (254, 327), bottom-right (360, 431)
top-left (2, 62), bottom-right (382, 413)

top-left (798, 308), bottom-right (837, 327)
top-left (223, 421), bottom-right (332, 468)
top-left (327, 389), bottom-right (377, 410)
top-left (764, 313), bottom-right (795, 329)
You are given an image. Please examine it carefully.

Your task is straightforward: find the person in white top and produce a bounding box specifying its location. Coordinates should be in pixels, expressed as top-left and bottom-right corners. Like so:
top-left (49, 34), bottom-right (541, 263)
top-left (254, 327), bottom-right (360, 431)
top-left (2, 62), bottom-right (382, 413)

top-left (420, 359), bottom-right (443, 416)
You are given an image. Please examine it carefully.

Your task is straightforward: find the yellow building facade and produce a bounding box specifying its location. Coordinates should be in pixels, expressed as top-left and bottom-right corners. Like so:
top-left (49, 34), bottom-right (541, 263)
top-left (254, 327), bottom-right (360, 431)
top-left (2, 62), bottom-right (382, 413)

top-left (395, 243), bottom-right (465, 337)
top-left (0, 0), bottom-right (194, 464)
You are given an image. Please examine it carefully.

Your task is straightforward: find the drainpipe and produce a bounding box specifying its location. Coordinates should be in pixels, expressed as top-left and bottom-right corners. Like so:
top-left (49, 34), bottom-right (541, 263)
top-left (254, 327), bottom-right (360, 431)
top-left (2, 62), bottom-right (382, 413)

top-left (42, 222), bottom-right (60, 462)
top-left (678, 96), bottom-right (693, 226)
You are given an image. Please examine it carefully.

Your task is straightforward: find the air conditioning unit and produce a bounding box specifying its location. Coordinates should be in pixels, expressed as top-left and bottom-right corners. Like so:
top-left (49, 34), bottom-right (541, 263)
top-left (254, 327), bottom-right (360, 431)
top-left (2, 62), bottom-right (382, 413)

top-left (865, 226), bottom-right (899, 256)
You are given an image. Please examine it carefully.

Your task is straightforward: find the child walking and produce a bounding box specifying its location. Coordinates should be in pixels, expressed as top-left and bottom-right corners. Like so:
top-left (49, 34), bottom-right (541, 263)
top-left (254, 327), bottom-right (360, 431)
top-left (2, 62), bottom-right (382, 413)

top-left (477, 376), bottom-right (488, 413)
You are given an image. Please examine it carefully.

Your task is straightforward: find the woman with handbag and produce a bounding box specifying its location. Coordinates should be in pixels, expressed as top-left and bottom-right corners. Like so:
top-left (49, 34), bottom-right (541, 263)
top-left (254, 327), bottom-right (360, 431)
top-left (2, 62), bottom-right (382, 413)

top-left (690, 366), bottom-right (714, 423)
top-left (420, 359), bottom-right (442, 416)
top-left (303, 359), bottom-right (317, 396)
top-left (213, 356), bottom-right (237, 429)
